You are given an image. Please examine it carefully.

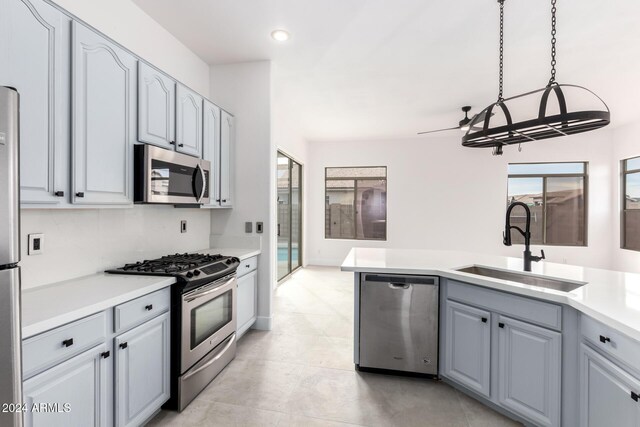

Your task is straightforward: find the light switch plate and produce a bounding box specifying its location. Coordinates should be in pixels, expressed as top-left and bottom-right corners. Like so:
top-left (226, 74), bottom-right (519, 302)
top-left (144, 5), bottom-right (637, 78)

top-left (245, 222), bottom-right (253, 233)
top-left (180, 220), bottom-right (187, 233)
top-left (256, 222), bottom-right (263, 233)
top-left (28, 233), bottom-right (44, 255)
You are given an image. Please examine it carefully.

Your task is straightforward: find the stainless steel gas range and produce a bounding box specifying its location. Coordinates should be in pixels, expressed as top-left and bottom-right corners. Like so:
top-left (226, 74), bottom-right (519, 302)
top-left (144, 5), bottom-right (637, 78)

top-left (108, 253), bottom-right (240, 411)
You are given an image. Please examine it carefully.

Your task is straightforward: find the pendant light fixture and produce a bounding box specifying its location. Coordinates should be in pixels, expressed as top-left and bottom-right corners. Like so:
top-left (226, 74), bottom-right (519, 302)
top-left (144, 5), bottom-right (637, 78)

top-left (462, 0), bottom-right (610, 154)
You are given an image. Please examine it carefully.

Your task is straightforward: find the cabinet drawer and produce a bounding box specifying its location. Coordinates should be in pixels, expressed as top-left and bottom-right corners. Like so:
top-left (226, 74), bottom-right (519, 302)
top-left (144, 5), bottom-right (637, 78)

top-left (447, 279), bottom-right (562, 331)
top-left (237, 256), bottom-right (257, 278)
top-left (114, 288), bottom-right (170, 334)
top-left (23, 312), bottom-right (107, 379)
top-left (581, 314), bottom-right (640, 373)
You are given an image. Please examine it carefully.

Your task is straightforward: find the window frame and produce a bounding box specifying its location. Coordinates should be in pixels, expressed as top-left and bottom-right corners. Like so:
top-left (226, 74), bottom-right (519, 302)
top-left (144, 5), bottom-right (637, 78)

top-left (324, 166), bottom-right (388, 241)
top-left (622, 156), bottom-right (640, 252)
top-left (507, 161), bottom-right (589, 247)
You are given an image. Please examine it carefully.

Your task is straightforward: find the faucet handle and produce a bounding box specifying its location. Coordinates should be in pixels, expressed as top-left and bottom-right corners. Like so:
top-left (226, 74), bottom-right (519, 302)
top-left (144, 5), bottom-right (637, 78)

top-left (540, 249), bottom-right (546, 260)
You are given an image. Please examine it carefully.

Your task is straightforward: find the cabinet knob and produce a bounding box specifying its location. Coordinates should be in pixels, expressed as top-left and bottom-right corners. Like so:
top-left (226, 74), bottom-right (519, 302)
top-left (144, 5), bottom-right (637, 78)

top-left (101, 351), bottom-right (110, 359)
top-left (170, 141), bottom-right (176, 145)
top-left (481, 317), bottom-right (488, 323)
top-left (178, 143), bottom-right (184, 147)
top-left (76, 192), bottom-right (85, 198)
top-left (222, 199), bottom-right (227, 203)
top-left (54, 191), bottom-right (64, 197)
top-left (498, 322), bottom-right (505, 328)
top-left (599, 335), bottom-right (611, 344)
top-left (119, 342), bottom-right (128, 349)
top-left (145, 304), bottom-right (153, 311)
top-left (62, 338), bottom-right (74, 347)
top-left (632, 392), bottom-right (639, 402)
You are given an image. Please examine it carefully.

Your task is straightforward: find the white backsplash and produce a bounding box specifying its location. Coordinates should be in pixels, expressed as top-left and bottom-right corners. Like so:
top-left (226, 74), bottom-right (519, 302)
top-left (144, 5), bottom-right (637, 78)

top-left (20, 206), bottom-right (212, 289)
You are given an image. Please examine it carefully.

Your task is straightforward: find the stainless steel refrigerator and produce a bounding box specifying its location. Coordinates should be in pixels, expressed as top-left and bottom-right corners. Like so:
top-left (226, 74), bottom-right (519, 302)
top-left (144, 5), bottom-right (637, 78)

top-left (0, 86), bottom-right (24, 427)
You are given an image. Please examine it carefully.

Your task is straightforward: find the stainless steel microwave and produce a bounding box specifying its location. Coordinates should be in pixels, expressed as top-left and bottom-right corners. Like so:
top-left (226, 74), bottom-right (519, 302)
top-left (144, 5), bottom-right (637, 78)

top-left (134, 145), bottom-right (211, 205)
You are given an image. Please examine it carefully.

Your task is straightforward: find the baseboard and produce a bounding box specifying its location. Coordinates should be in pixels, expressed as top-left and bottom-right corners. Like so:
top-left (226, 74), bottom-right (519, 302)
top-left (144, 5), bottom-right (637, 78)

top-left (253, 316), bottom-right (272, 331)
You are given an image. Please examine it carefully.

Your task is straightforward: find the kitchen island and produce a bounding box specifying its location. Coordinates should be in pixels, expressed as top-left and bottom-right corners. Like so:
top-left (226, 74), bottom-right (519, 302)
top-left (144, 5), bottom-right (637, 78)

top-left (342, 247), bottom-right (640, 427)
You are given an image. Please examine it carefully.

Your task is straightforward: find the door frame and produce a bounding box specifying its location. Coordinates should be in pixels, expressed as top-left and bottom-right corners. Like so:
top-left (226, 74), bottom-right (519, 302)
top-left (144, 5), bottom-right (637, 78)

top-left (276, 150), bottom-right (303, 283)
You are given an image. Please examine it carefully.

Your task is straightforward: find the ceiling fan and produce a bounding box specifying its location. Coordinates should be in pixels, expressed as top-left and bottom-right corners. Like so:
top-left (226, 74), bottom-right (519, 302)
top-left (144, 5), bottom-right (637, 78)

top-left (417, 106), bottom-right (487, 135)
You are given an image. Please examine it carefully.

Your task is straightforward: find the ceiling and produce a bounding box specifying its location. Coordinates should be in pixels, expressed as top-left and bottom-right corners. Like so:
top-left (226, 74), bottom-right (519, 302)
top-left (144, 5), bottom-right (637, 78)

top-left (134, 0), bottom-right (640, 142)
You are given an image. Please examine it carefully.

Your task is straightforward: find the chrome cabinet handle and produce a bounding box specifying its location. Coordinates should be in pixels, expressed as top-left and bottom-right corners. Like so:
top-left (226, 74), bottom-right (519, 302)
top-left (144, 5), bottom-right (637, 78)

top-left (182, 334), bottom-right (236, 380)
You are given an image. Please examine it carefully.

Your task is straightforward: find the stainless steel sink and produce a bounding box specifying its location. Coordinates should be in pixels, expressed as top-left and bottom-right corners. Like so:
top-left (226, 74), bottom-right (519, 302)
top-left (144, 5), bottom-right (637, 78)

top-left (455, 265), bottom-right (586, 292)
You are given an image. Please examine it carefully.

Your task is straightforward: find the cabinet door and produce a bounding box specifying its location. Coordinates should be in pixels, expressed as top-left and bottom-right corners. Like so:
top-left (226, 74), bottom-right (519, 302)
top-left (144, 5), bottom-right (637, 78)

top-left (220, 110), bottom-right (234, 207)
top-left (202, 99), bottom-right (221, 206)
top-left (444, 300), bottom-right (491, 397)
top-left (497, 315), bottom-right (561, 427)
top-left (138, 62), bottom-right (175, 149)
top-left (237, 270), bottom-right (257, 337)
top-left (23, 344), bottom-right (109, 427)
top-left (115, 312), bottom-right (170, 427)
top-left (0, 0), bottom-right (70, 205)
top-left (580, 344), bottom-right (640, 427)
top-left (175, 84), bottom-right (203, 157)
top-left (71, 22), bottom-right (136, 205)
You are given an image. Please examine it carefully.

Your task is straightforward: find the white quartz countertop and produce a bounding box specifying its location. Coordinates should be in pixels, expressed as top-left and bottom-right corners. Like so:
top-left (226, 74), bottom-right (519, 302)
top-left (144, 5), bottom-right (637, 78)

top-left (22, 247), bottom-right (261, 339)
top-left (342, 247), bottom-right (640, 343)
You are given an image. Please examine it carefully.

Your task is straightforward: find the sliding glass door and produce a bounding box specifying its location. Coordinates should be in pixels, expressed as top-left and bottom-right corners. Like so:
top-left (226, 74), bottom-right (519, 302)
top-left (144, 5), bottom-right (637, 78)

top-left (277, 152), bottom-right (302, 281)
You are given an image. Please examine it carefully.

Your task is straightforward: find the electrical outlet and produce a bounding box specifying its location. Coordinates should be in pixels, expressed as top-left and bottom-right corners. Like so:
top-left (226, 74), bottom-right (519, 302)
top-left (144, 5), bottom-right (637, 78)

top-left (245, 222), bottom-right (253, 233)
top-left (28, 233), bottom-right (44, 255)
top-left (256, 222), bottom-right (263, 233)
top-left (180, 220), bottom-right (187, 233)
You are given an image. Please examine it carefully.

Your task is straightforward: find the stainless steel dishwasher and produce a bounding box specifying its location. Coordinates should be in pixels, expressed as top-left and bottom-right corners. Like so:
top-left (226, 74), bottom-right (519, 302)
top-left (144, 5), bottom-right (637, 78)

top-left (359, 274), bottom-right (439, 376)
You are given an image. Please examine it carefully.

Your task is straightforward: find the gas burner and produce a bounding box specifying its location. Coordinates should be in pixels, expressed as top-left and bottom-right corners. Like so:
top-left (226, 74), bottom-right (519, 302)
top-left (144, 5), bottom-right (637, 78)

top-left (106, 252), bottom-right (240, 289)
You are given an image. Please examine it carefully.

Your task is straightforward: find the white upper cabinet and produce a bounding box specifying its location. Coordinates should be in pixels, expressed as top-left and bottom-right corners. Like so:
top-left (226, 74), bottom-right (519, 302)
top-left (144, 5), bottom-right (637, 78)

top-left (137, 62), bottom-right (175, 150)
top-left (0, 0), bottom-right (70, 206)
top-left (202, 99), bottom-right (221, 206)
top-left (71, 22), bottom-right (136, 205)
top-left (175, 84), bottom-right (203, 157)
top-left (220, 110), bottom-right (234, 207)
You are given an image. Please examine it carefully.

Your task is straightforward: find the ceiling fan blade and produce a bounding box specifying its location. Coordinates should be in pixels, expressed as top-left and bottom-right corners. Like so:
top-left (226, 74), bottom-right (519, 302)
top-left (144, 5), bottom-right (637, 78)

top-left (417, 126), bottom-right (460, 135)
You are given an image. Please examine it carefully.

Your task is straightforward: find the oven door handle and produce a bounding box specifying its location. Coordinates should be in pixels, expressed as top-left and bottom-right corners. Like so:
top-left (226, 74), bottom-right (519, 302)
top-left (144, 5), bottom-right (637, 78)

top-left (184, 277), bottom-right (234, 303)
top-left (182, 334), bottom-right (236, 380)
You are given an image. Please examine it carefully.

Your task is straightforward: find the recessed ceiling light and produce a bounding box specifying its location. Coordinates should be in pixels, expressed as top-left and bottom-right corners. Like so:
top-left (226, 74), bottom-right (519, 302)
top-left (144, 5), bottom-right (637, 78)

top-left (271, 29), bottom-right (290, 42)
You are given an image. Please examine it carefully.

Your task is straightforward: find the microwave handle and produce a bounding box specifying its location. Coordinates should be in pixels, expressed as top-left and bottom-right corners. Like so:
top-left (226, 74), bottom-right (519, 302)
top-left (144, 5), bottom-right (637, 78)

top-left (194, 164), bottom-right (206, 203)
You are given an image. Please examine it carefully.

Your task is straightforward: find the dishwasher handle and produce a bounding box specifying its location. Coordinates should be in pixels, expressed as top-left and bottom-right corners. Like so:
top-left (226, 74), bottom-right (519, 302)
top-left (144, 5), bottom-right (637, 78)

top-left (364, 274), bottom-right (438, 286)
top-left (388, 283), bottom-right (411, 290)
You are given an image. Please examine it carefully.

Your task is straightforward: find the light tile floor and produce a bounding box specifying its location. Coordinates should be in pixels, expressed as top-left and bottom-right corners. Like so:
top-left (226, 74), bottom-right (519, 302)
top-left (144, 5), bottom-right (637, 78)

top-left (149, 266), bottom-right (521, 427)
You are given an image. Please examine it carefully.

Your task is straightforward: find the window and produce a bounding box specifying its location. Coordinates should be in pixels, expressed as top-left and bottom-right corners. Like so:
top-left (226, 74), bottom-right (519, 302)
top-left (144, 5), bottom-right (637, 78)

top-left (507, 162), bottom-right (587, 246)
top-left (622, 156), bottom-right (640, 251)
top-left (325, 167), bottom-right (387, 240)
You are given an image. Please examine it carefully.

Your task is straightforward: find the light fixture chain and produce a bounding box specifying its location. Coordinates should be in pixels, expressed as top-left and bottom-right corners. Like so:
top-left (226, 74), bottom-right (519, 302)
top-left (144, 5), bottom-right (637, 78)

top-left (498, 0), bottom-right (505, 101)
top-left (549, 0), bottom-right (557, 85)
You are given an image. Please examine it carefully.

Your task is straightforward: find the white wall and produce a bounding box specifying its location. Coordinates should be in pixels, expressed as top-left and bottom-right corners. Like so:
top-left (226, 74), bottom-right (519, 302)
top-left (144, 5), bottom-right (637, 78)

top-left (306, 130), bottom-right (615, 269)
top-left (20, 206), bottom-right (211, 289)
top-left (209, 61), bottom-right (274, 329)
top-left (50, 0), bottom-right (210, 94)
top-left (611, 122), bottom-right (640, 273)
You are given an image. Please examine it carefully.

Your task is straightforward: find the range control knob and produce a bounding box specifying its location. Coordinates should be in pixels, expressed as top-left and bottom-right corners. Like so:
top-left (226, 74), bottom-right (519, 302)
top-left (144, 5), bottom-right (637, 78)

top-left (225, 259), bottom-right (232, 265)
top-left (186, 271), bottom-right (194, 278)
top-left (193, 269), bottom-right (201, 276)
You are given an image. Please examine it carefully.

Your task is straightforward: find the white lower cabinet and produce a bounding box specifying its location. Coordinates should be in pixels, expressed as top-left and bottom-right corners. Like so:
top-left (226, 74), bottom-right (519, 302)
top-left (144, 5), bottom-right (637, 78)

top-left (443, 283), bottom-right (562, 427)
top-left (115, 312), bottom-right (170, 427)
top-left (23, 289), bottom-right (171, 427)
top-left (443, 300), bottom-right (491, 398)
top-left (236, 257), bottom-right (258, 337)
top-left (237, 270), bottom-right (258, 337)
top-left (497, 315), bottom-right (561, 427)
top-left (23, 344), bottom-right (110, 427)
top-left (580, 344), bottom-right (640, 427)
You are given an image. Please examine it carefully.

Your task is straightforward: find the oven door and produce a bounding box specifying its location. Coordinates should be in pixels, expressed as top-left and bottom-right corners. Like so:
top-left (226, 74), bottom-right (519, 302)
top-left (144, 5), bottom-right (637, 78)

top-left (181, 275), bottom-right (236, 373)
top-left (140, 145), bottom-right (210, 205)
